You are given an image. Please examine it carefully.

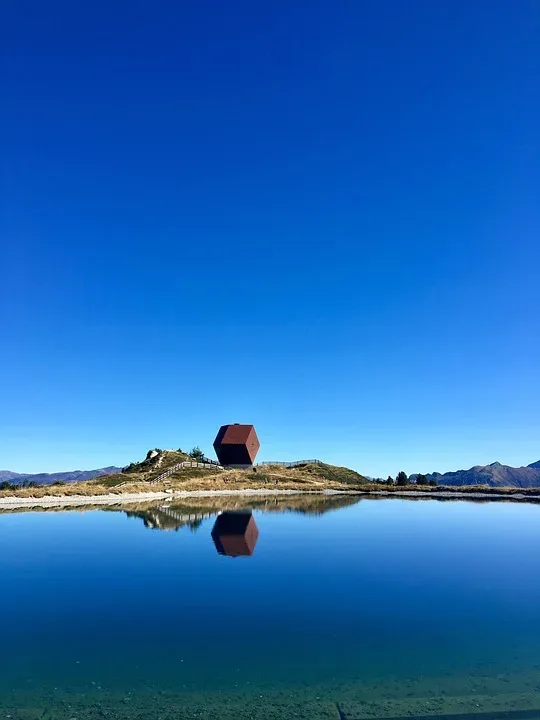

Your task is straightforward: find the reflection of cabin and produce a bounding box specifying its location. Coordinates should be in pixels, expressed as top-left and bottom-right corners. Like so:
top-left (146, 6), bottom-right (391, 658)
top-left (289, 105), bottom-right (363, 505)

top-left (211, 512), bottom-right (259, 557)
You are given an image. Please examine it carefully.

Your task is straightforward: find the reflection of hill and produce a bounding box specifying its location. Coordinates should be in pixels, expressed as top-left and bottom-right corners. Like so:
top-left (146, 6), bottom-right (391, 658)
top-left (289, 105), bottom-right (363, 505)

top-left (125, 507), bottom-right (211, 532)
top-left (122, 494), bottom-right (362, 532)
top-left (158, 494), bottom-right (360, 516)
top-left (266, 494), bottom-right (361, 515)
top-left (0, 494), bottom-right (362, 526)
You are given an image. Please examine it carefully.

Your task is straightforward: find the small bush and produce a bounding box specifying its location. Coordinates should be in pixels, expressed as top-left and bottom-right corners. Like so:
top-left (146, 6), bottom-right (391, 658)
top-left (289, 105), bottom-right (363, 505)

top-left (189, 446), bottom-right (205, 462)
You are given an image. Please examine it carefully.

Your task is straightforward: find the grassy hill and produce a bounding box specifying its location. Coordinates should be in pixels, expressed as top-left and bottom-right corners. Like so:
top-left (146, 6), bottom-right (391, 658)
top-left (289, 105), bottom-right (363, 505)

top-left (0, 449), bottom-right (369, 498)
top-left (2, 448), bottom-right (540, 500)
top-left (99, 451), bottom-right (369, 490)
top-left (87, 449), bottom-right (369, 489)
top-left (97, 448), bottom-right (192, 487)
top-left (296, 462), bottom-right (368, 485)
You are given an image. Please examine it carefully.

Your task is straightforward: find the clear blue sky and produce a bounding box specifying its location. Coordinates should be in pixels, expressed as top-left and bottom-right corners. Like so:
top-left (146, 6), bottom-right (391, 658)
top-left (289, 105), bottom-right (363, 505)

top-left (1, 0), bottom-right (539, 476)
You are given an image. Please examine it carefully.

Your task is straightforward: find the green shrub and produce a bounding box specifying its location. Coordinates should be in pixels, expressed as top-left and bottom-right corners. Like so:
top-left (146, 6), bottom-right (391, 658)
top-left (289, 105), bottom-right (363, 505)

top-left (396, 471), bottom-right (409, 486)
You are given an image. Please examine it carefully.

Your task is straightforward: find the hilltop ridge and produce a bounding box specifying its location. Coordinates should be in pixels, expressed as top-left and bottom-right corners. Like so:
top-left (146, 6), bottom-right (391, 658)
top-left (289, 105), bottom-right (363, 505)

top-left (99, 448), bottom-right (369, 489)
top-left (0, 448), bottom-right (369, 498)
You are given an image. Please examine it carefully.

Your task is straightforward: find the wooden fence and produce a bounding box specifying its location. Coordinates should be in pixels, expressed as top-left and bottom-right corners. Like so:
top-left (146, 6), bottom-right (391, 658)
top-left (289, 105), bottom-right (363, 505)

top-left (151, 461), bottom-right (224, 484)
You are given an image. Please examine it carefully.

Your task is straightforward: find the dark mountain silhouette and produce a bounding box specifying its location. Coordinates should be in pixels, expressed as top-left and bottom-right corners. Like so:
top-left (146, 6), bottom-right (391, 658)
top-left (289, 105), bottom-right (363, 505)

top-left (0, 471), bottom-right (24, 482)
top-left (0, 467), bottom-right (122, 486)
top-left (415, 460), bottom-right (540, 488)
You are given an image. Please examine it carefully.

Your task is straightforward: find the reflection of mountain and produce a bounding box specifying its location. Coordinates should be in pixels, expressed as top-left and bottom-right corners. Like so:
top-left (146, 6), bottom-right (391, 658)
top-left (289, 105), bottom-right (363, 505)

top-left (268, 494), bottom-right (360, 515)
top-left (211, 512), bottom-right (259, 557)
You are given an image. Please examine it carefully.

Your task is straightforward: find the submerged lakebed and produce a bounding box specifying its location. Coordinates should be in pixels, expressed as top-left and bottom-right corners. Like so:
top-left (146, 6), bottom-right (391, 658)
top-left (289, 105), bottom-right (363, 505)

top-left (1, 495), bottom-right (540, 719)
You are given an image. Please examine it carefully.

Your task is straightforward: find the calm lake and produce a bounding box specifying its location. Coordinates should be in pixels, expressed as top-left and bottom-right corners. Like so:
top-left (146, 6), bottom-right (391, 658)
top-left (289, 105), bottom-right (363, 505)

top-left (1, 495), bottom-right (540, 719)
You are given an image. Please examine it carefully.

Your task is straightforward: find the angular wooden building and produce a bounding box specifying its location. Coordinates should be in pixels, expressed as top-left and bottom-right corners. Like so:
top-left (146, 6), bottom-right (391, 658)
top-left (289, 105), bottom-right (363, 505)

top-left (213, 424), bottom-right (260, 467)
top-left (211, 511), bottom-right (259, 557)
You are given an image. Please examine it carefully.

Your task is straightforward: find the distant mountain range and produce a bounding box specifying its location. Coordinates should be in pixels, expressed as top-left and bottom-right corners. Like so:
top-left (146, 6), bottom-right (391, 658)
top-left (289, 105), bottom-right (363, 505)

top-left (0, 467), bottom-right (122, 486)
top-left (413, 460), bottom-right (540, 489)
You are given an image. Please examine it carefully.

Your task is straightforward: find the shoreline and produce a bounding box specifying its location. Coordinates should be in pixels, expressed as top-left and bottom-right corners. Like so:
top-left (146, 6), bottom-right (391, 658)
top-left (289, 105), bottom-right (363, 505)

top-left (367, 489), bottom-right (540, 500)
top-left (0, 487), bottom-right (539, 509)
top-left (0, 488), bottom-right (317, 509)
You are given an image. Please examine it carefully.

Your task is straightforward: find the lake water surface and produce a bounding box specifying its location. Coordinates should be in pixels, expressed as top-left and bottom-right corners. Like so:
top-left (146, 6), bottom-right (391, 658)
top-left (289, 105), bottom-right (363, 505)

top-left (2, 495), bottom-right (540, 719)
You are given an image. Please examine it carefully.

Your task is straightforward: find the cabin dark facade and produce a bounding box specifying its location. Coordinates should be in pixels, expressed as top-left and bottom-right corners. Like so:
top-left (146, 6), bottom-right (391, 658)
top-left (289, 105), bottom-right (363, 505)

top-left (213, 424), bottom-right (260, 467)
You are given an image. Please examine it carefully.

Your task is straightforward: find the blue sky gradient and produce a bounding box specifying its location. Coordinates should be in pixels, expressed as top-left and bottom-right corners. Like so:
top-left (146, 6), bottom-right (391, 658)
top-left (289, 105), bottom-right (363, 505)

top-left (2, 0), bottom-right (539, 475)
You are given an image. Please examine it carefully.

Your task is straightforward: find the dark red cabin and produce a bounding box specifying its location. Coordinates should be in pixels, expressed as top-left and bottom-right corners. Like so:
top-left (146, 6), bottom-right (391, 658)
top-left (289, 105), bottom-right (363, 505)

top-left (213, 424), bottom-right (260, 467)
